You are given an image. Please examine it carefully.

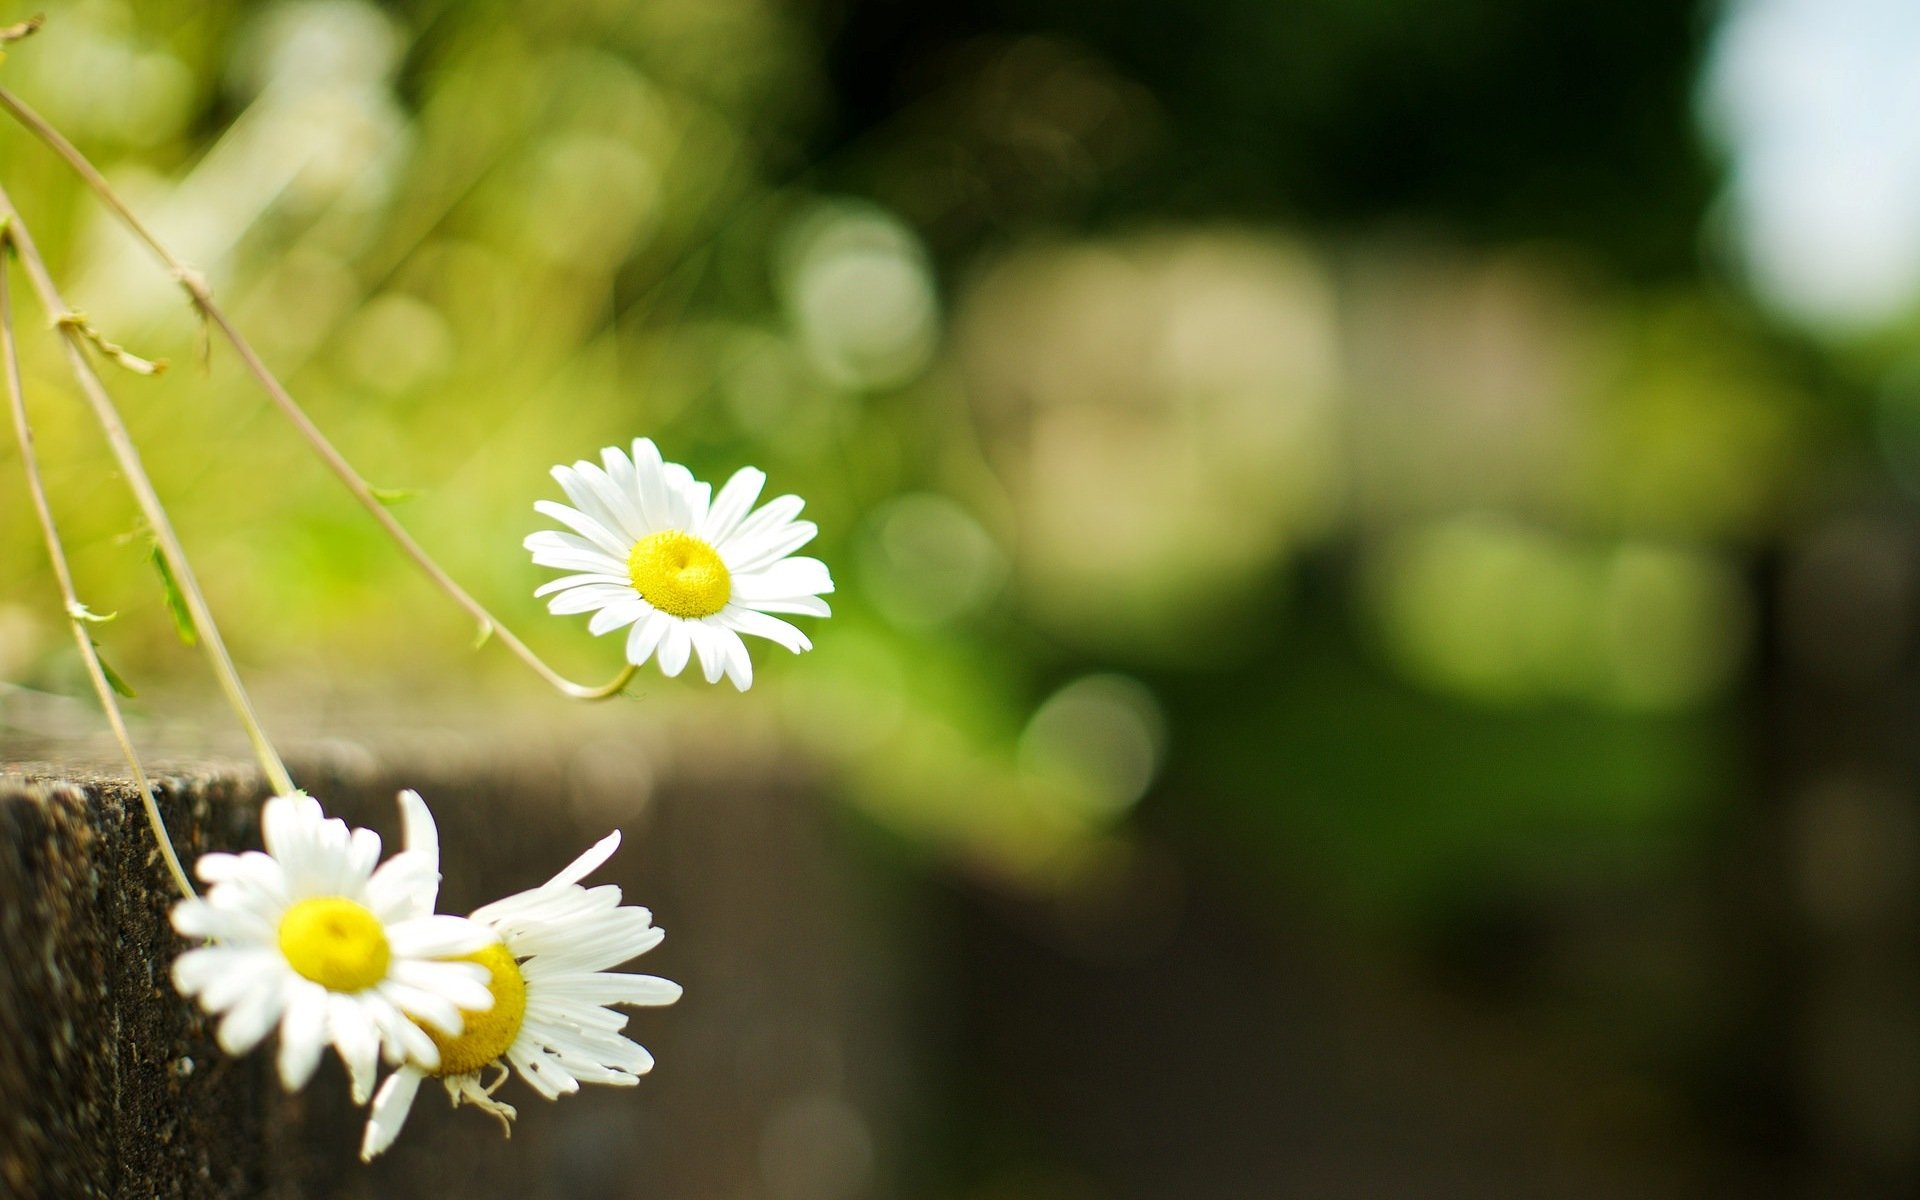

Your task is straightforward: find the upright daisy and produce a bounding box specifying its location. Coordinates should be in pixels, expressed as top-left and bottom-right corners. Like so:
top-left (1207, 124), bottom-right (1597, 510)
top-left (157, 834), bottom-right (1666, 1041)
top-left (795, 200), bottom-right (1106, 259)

top-left (171, 791), bottom-right (498, 1104)
top-left (525, 438), bottom-right (833, 690)
top-left (360, 829), bottom-right (682, 1160)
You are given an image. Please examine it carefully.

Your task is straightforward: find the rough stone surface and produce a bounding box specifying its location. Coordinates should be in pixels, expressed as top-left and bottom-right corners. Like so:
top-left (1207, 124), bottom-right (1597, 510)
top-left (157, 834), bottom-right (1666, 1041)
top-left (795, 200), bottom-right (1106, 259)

top-left (0, 766), bottom-right (280, 1200)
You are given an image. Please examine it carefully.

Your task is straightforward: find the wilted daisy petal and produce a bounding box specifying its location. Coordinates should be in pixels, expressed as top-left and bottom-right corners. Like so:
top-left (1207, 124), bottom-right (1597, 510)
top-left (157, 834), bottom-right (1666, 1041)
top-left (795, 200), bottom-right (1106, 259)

top-left (359, 830), bottom-right (681, 1160)
top-left (524, 439), bottom-right (834, 691)
top-left (170, 790), bottom-right (497, 1104)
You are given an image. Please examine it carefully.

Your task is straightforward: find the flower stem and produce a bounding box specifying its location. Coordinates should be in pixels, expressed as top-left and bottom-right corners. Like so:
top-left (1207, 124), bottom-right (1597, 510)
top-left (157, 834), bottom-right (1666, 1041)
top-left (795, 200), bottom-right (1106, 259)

top-left (0, 184), bottom-right (297, 798)
top-left (0, 83), bottom-right (637, 702)
top-left (0, 227), bottom-right (196, 900)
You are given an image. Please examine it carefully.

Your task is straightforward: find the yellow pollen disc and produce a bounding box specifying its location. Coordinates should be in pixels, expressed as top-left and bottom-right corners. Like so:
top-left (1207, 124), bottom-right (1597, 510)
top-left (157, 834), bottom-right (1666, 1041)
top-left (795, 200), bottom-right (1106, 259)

top-left (627, 530), bottom-right (731, 618)
top-left (426, 942), bottom-right (528, 1078)
top-left (277, 897), bottom-right (390, 993)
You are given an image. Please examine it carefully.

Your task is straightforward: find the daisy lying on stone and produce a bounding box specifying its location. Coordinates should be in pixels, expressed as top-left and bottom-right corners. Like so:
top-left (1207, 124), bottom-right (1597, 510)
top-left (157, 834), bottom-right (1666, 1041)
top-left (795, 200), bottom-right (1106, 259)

top-left (361, 829), bottom-right (682, 1159)
top-left (525, 438), bottom-right (833, 690)
top-left (171, 791), bottom-right (497, 1104)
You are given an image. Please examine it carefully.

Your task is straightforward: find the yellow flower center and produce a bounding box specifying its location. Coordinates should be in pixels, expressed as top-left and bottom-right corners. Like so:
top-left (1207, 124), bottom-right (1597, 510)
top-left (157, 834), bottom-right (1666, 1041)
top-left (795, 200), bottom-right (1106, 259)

top-left (277, 897), bottom-right (391, 993)
top-left (425, 942), bottom-right (528, 1077)
top-left (627, 530), bottom-right (731, 618)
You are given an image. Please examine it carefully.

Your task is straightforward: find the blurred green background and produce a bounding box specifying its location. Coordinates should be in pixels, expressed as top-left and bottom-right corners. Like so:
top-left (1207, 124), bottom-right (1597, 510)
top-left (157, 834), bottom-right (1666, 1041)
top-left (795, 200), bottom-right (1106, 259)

top-left (5, 0), bottom-right (1920, 1195)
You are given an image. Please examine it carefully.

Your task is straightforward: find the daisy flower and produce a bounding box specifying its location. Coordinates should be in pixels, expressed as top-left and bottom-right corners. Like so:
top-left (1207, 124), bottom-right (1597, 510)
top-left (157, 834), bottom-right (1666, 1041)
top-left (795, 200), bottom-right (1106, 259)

top-left (524, 438), bottom-right (833, 690)
top-left (171, 791), bottom-right (498, 1104)
top-left (360, 829), bottom-right (682, 1160)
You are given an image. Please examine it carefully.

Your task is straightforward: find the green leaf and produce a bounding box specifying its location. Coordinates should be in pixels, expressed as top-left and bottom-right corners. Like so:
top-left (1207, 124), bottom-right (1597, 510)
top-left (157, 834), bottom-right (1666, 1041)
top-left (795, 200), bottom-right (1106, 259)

top-left (66, 601), bottom-right (118, 624)
top-left (472, 620), bottom-right (494, 650)
top-left (371, 486), bottom-right (421, 506)
top-left (92, 642), bottom-right (137, 698)
top-left (147, 543), bottom-right (197, 646)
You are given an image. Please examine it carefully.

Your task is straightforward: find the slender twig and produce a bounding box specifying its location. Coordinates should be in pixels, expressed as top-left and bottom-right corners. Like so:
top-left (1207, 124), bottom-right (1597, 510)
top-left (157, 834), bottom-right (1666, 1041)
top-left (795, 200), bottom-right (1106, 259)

top-left (0, 183), bottom-right (297, 796)
top-left (0, 83), bottom-right (637, 701)
top-left (0, 227), bottom-right (196, 899)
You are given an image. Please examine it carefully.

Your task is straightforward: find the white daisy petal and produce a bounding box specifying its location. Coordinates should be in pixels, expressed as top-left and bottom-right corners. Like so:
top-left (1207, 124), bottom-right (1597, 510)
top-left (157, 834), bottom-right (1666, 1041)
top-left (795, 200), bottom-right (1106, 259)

top-left (699, 466), bottom-right (766, 545)
top-left (730, 556), bottom-right (834, 602)
top-left (721, 520), bottom-right (819, 574)
top-left (391, 959), bottom-right (494, 1013)
top-left (721, 627), bottom-right (753, 691)
top-left (534, 571), bottom-right (632, 598)
top-left (722, 606), bottom-right (813, 653)
top-left (625, 609), bottom-right (669, 667)
top-left (361, 1067), bottom-right (425, 1161)
top-left (534, 499), bottom-right (631, 559)
top-left (655, 621), bottom-right (692, 677)
top-left (549, 832), bottom-right (623, 892)
top-left (587, 597), bottom-right (647, 636)
top-left (630, 438), bottom-right (674, 529)
top-left (398, 789), bottom-right (439, 894)
top-left (739, 594), bottom-right (833, 618)
top-left (330, 993), bottom-right (381, 1105)
top-left (387, 914), bottom-right (497, 959)
top-left (551, 465), bottom-right (631, 546)
top-left (690, 621), bottom-right (727, 684)
top-left (547, 584), bottom-right (640, 616)
top-left (575, 460), bottom-right (649, 542)
top-left (218, 981), bottom-right (286, 1057)
top-left (277, 981), bottom-right (332, 1092)
top-left (365, 850), bottom-right (439, 924)
top-left (730, 493), bottom-right (806, 544)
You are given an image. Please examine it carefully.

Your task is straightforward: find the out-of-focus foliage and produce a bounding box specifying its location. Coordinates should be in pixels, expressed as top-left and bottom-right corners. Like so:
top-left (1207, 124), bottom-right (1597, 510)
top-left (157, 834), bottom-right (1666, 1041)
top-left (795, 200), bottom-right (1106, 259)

top-left (0, 0), bottom-right (1848, 921)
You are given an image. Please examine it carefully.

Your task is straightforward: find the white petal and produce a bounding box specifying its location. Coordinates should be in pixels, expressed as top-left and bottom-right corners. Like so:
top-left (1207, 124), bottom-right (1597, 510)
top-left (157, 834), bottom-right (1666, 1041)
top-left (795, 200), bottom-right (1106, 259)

top-left (397, 790), bottom-right (438, 889)
top-left (387, 915), bottom-right (496, 958)
top-left (721, 606), bottom-right (813, 653)
top-left (364, 850), bottom-right (439, 925)
top-left (625, 610), bottom-right (669, 667)
top-left (360, 1067), bottom-right (424, 1161)
top-left (727, 493), bottom-right (805, 546)
top-left (720, 626), bottom-right (753, 691)
top-left (534, 571), bottom-right (632, 598)
top-left (277, 981), bottom-right (331, 1092)
top-left (730, 556), bottom-right (834, 602)
top-left (260, 792), bottom-right (325, 864)
top-left (545, 831), bottom-right (621, 890)
top-left (600, 444), bottom-right (648, 533)
top-left (667, 468), bottom-right (708, 530)
top-left (587, 598), bottom-right (647, 636)
top-left (690, 621), bottom-right (727, 684)
top-left (390, 959), bottom-right (493, 1014)
top-left (740, 594), bottom-right (832, 618)
top-left (721, 520), bottom-right (819, 574)
top-left (551, 465), bottom-right (633, 548)
top-left (217, 981), bottom-right (286, 1056)
top-left (539, 971), bottom-right (684, 1007)
top-left (329, 993), bottom-right (381, 1105)
top-left (655, 620), bottom-right (692, 677)
top-left (534, 499), bottom-right (631, 559)
top-left (698, 466), bottom-right (766, 545)
top-left (525, 531), bottom-right (626, 575)
top-left (630, 438), bottom-right (673, 530)
top-left (377, 980), bottom-right (461, 1039)
top-left (546, 583), bottom-right (640, 616)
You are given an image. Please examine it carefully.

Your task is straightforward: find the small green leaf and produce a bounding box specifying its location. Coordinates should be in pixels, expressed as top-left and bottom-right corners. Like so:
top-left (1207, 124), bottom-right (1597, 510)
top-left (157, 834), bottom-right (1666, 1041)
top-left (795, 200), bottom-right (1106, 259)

top-left (66, 601), bottom-right (118, 624)
top-left (147, 543), bottom-right (197, 646)
top-left (472, 620), bottom-right (494, 650)
top-left (92, 642), bottom-right (137, 698)
top-left (370, 485), bottom-right (421, 506)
